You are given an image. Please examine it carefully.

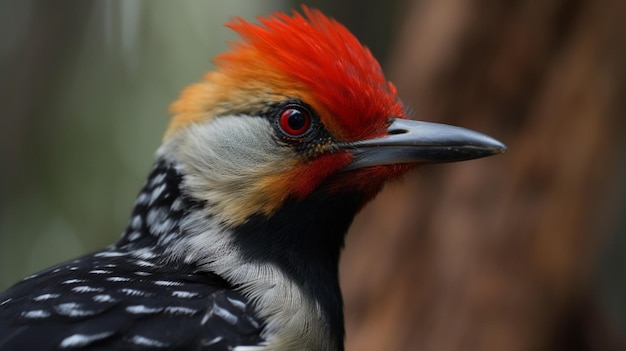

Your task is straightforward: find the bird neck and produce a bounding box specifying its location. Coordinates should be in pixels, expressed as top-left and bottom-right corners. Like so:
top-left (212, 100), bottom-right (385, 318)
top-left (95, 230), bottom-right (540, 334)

top-left (116, 158), bottom-right (364, 350)
top-left (228, 187), bottom-right (365, 348)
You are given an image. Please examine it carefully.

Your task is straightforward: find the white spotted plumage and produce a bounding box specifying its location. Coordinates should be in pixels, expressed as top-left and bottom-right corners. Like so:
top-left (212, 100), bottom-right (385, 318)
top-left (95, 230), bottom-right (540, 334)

top-left (0, 158), bottom-right (268, 350)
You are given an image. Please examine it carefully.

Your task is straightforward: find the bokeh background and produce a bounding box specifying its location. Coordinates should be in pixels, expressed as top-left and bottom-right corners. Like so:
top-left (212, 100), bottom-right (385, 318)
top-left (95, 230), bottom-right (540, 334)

top-left (1, 1), bottom-right (624, 350)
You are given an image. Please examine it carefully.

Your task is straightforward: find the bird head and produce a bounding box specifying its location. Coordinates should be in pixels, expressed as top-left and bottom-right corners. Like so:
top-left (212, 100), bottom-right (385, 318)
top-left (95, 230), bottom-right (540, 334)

top-left (159, 7), bottom-right (505, 227)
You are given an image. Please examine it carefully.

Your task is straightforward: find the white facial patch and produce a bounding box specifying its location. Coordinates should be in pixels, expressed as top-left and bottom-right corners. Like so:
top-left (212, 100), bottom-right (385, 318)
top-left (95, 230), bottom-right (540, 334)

top-left (158, 115), bottom-right (298, 225)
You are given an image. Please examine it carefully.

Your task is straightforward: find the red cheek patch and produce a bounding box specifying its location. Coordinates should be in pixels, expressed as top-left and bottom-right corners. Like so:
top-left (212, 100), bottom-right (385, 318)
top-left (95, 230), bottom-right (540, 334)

top-left (289, 152), bottom-right (353, 199)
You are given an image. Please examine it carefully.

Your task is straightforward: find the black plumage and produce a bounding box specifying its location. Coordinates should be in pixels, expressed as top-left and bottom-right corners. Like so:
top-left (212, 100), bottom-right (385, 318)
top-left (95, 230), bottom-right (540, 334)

top-left (0, 162), bottom-right (264, 350)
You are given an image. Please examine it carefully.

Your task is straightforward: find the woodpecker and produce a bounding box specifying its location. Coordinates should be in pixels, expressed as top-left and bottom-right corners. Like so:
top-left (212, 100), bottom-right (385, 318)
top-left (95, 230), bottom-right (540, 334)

top-left (0, 7), bottom-right (505, 351)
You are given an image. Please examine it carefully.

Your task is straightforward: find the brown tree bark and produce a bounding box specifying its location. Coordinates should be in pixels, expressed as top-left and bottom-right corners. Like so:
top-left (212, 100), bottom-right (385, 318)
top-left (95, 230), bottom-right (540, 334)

top-left (340, 0), bottom-right (626, 350)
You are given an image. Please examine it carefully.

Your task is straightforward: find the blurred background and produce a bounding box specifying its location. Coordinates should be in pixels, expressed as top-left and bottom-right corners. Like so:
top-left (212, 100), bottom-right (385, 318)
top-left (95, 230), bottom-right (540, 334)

top-left (1, 1), bottom-right (624, 350)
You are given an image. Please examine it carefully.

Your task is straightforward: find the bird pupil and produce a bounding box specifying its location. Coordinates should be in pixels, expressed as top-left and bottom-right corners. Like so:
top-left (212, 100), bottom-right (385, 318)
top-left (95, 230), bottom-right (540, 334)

top-left (288, 110), bottom-right (306, 131)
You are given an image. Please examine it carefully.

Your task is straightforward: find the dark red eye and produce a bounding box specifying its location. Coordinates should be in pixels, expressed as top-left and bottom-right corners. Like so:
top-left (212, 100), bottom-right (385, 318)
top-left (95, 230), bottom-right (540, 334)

top-left (279, 108), bottom-right (311, 136)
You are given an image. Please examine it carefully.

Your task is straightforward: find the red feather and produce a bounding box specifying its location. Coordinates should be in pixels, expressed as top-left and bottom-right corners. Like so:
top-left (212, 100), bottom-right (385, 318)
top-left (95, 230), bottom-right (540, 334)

top-left (219, 6), bottom-right (406, 141)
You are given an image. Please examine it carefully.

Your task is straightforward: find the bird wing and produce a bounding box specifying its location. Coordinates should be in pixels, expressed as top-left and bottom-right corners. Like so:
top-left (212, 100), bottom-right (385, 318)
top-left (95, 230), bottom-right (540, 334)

top-left (0, 250), bottom-right (265, 350)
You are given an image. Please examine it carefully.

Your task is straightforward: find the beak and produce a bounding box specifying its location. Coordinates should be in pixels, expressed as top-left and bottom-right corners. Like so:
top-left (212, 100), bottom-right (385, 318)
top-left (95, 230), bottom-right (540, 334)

top-left (340, 118), bottom-right (507, 171)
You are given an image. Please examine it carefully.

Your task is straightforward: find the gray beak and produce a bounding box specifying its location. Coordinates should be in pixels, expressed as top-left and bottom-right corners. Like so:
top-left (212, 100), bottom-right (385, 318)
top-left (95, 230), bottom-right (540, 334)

top-left (340, 118), bottom-right (507, 170)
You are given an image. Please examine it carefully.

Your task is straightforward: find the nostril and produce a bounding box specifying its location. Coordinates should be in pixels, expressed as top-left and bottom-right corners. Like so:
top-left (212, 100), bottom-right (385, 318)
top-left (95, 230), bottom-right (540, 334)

top-left (388, 128), bottom-right (408, 135)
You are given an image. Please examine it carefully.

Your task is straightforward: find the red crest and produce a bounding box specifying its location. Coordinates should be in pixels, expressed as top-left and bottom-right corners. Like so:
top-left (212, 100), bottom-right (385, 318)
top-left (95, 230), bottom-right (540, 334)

top-left (218, 6), bottom-right (405, 141)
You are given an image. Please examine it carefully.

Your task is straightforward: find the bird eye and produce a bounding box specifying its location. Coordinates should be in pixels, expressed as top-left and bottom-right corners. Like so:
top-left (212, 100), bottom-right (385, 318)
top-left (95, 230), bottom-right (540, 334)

top-left (278, 107), bottom-right (312, 137)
